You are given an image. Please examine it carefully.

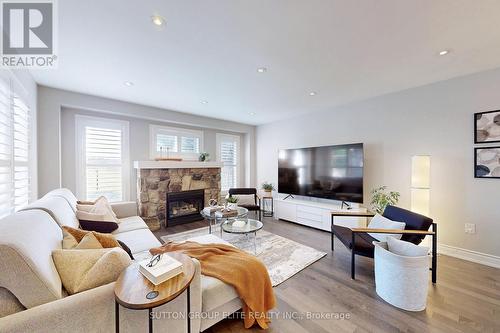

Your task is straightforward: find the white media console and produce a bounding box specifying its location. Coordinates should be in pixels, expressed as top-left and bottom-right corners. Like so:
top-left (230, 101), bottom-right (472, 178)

top-left (275, 196), bottom-right (369, 231)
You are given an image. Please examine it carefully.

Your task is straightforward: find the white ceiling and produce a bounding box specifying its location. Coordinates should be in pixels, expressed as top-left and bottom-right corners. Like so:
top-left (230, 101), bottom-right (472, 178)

top-left (31, 0), bottom-right (500, 125)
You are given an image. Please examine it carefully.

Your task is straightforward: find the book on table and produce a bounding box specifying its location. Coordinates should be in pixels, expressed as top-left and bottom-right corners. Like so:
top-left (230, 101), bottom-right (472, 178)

top-left (138, 254), bottom-right (183, 285)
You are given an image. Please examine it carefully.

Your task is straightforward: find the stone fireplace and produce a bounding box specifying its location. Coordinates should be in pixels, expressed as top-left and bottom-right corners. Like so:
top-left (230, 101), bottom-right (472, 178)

top-left (135, 161), bottom-right (222, 230)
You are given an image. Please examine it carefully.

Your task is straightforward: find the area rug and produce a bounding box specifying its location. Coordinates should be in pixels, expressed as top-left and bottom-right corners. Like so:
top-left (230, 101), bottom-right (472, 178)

top-left (160, 227), bottom-right (327, 286)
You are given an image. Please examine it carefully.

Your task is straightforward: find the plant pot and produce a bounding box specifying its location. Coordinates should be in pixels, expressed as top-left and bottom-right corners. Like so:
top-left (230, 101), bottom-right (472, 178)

top-left (227, 203), bottom-right (238, 210)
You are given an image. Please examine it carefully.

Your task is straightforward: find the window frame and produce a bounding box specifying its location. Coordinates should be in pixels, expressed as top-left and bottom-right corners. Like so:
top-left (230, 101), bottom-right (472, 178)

top-left (75, 115), bottom-right (130, 202)
top-left (149, 124), bottom-right (204, 160)
top-left (216, 133), bottom-right (241, 193)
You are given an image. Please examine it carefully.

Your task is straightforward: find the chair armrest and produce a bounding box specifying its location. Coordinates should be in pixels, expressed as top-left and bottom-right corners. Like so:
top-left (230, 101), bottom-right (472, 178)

top-left (110, 201), bottom-right (138, 219)
top-left (351, 228), bottom-right (435, 235)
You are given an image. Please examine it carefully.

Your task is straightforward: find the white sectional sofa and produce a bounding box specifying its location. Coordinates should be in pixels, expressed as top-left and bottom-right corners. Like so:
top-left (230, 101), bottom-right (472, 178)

top-left (0, 188), bottom-right (242, 333)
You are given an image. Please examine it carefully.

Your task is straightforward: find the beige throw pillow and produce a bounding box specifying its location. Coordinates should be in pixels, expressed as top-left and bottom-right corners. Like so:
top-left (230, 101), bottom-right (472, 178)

top-left (52, 248), bottom-right (131, 295)
top-left (75, 233), bottom-right (104, 249)
top-left (233, 194), bottom-right (256, 206)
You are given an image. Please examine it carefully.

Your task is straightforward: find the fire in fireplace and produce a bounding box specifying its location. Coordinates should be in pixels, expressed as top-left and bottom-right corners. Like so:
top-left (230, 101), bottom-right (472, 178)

top-left (166, 189), bottom-right (204, 226)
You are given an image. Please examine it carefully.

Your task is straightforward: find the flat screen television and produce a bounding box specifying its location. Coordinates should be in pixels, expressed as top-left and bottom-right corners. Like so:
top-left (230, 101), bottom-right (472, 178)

top-left (278, 143), bottom-right (364, 203)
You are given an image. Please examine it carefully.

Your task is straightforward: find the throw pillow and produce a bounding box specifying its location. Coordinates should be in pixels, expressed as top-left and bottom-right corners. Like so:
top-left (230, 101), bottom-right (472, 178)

top-left (52, 248), bottom-right (131, 294)
top-left (367, 214), bottom-right (406, 242)
top-left (77, 216), bottom-right (119, 233)
top-left (62, 226), bottom-right (121, 248)
top-left (75, 233), bottom-right (104, 249)
top-left (117, 240), bottom-right (134, 260)
top-left (91, 196), bottom-right (118, 220)
top-left (387, 237), bottom-right (429, 257)
top-left (233, 194), bottom-right (256, 206)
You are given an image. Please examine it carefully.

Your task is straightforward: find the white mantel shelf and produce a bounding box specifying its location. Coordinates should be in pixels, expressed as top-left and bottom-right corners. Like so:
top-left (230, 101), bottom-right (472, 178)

top-left (133, 160), bottom-right (223, 169)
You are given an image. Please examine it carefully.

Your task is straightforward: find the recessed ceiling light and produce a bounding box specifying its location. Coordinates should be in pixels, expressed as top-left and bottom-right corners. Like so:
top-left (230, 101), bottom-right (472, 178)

top-left (257, 67), bottom-right (267, 73)
top-left (201, 100), bottom-right (208, 104)
top-left (151, 15), bottom-right (165, 26)
top-left (439, 50), bottom-right (450, 56)
top-left (124, 81), bottom-right (134, 87)
top-left (309, 91), bottom-right (317, 96)
top-left (249, 112), bottom-right (255, 116)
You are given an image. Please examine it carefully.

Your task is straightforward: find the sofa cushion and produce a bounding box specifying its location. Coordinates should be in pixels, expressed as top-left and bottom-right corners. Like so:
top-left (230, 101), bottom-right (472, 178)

top-left (112, 216), bottom-right (149, 234)
top-left (201, 275), bottom-right (239, 312)
top-left (0, 210), bottom-right (63, 308)
top-left (185, 234), bottom-right (239, 312)
top-left (20, 196), bottom-right (79, 229)
top-left (43, 188), bottom-right (78, 212)
top-left (52, 248), bottom-right (131, 295)
top-left (114, 229), bottom-right (161, 254)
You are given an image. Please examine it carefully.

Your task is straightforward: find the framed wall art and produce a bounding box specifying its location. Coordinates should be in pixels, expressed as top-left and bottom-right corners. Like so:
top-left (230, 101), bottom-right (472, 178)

top-left (474, 110), bottom-right (500, 144)
top-left (474, 147), bottom-right (500, 178)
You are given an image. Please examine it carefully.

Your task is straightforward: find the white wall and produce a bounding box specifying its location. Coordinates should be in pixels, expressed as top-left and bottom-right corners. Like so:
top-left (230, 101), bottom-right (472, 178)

top-left (257, 67), bottom-right (500, 258)
top-left (37, 86), bottom-right (256, 197)
top-left (60, 107), bottom-right (246, 200)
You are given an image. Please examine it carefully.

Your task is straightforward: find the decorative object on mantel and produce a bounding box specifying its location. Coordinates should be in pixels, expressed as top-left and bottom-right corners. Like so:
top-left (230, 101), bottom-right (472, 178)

top-left (475, 147), bottom-right (500, 178)
top-left (198, 152), bottom-right (210, 162)
top-left (261, 181), bottom-right (275, 195)
top-left (370, 186), bottom-right (401, 214)
top-left (474, 110), bottom-right (500, 143)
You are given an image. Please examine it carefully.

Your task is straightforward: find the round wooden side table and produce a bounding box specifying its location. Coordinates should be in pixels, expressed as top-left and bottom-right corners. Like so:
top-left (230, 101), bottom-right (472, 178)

top-left (114, 252), bottom-right (195, 333)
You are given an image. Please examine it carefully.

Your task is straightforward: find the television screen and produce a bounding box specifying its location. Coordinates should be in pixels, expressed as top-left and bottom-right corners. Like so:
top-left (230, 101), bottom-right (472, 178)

top-left (278, 143), bottom-right (364, 203)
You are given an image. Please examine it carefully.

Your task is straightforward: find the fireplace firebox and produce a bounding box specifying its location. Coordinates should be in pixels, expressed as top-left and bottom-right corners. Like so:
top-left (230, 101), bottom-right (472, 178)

top-left (166, 189), bottom-right (204, 226)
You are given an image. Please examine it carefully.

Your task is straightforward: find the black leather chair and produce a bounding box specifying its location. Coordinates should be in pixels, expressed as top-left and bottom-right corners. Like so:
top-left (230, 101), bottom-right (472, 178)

top-left (228, 188), bottom-right (261, 221)
top-left (331, 205), bottom-right (437, 283)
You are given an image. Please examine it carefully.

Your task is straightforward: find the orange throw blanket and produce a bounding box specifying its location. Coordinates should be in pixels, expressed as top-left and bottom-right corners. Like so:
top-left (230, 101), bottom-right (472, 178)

top-left (150, 241), bottom-right (276, 329)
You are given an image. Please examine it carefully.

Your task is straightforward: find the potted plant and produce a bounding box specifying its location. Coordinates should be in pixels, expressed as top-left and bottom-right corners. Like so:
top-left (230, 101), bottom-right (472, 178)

top-left (370, 186), bottom-right (401, 214)
top-left (198, 152), bottom-right (210, 162)
top-left (225, 194), bottom-right (238, 209)
top-left (261, 182), bottom-right (275, 194)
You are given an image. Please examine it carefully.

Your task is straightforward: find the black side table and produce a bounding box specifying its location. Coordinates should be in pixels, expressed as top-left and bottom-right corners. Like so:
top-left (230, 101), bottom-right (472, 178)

top-left (261, 196), bottom-right (273, 218)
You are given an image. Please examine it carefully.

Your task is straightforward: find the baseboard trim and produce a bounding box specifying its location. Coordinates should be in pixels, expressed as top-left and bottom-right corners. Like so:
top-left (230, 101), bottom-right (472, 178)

top-left (438, 243), bottom-right (500, 268)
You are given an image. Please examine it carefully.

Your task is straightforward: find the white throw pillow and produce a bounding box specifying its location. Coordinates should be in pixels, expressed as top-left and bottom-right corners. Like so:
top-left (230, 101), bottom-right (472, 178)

top-left (367, 214), bottom-right (406, 242)
top-left (387, 237), bottom-right (429, 257)
top-left (87, 196), bottom-right (119, 222)
top-left (233, 194), bottom-right (256, 206)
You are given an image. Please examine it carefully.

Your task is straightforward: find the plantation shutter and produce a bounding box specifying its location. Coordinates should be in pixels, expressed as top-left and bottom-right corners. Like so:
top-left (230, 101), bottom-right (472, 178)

top-left (219, 137), bottom-right (238, 191)
top-left (180, 136), bottom-right (199, 153)
top-left (12, 95), bottom-right (30, 209)
top-left (0, 74), bottom-right (32, 218)
top-left (0, 76), bottom-right (12, 218)
top-left (156, 134), bottom-right (177, 153)
top-left (85, 126), bottom-right (123, 202)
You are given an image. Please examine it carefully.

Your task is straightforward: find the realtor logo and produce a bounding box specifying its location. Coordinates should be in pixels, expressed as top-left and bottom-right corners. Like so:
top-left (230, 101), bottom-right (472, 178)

top-left (1, 0), bottom-right (57, 68)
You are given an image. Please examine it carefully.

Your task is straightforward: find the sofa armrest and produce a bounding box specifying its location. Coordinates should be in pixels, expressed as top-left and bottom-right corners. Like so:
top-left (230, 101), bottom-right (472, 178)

top-left (0, 259), bottom-right (203, 333)
top-left (111, 201), bottom-right (138, 219)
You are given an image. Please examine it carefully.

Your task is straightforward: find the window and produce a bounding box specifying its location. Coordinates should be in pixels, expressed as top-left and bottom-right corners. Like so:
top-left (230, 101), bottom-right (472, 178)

top-left (0, 74), bottom-right (32, 218)
top-left (216, 133), bottom-right (240, 192)
top-left (76, 115), bottom-right (129, 202)
top-left (150, 125), bottom-right (203, 160)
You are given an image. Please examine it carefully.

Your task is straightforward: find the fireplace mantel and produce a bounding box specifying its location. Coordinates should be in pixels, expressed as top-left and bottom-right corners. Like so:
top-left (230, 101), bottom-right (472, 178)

top-left (134, 160), bottom-right (223, 169)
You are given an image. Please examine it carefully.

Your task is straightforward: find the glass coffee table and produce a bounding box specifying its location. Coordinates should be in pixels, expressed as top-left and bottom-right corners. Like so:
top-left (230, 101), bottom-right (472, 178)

top-left (221, 218), bottom-right (263, 255)
top-left (201, 206), bottom-right (248, 234)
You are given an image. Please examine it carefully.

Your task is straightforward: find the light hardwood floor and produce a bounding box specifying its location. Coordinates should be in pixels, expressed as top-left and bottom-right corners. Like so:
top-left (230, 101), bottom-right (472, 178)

top-left (154, 216), bottom-right (500, 333)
